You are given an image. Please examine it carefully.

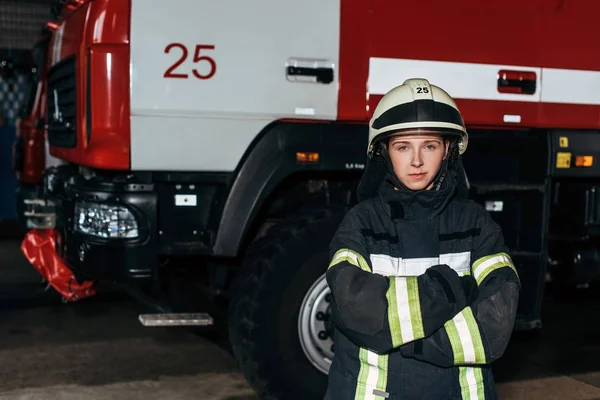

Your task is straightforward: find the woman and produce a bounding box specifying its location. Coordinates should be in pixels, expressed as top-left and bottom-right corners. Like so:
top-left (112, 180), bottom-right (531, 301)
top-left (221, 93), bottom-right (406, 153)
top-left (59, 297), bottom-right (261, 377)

top-left (325, 78), bottom-right (520, 400)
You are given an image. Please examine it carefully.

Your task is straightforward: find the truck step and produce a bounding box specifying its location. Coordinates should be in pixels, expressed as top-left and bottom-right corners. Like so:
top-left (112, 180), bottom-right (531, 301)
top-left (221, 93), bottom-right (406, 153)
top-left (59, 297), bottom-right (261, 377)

top-left (138, 313), bottom-right (214, 327)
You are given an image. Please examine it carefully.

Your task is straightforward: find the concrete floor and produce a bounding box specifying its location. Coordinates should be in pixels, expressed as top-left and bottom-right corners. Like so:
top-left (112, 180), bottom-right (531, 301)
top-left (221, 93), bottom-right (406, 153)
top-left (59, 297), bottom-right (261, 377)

top-left (1, 239), bottom-right (600, 399)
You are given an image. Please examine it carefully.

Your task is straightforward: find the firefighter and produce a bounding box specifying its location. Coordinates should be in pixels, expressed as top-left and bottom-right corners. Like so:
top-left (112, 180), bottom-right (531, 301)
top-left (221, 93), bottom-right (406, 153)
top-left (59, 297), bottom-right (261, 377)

top-left (324, 78), bottom-right (520, 400)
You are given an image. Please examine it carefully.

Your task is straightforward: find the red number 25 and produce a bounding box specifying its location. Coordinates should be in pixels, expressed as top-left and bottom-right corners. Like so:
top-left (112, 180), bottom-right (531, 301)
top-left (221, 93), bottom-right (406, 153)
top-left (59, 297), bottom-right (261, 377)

top-left (163, 43), bottom-right (216, 79)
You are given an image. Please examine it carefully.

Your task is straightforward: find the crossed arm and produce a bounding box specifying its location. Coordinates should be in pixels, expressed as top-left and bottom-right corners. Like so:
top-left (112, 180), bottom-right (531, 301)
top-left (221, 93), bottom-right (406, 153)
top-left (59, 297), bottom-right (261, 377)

top-left (327, 210), bottom-right (520, 366)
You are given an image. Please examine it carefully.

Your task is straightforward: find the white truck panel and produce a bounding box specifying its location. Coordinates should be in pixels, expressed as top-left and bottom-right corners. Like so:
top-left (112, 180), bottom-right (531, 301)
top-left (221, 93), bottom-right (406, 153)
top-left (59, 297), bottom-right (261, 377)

top-left (130, 116), bottom-right (270, 172)
top-left (130, 0), bottom-right (341, 171)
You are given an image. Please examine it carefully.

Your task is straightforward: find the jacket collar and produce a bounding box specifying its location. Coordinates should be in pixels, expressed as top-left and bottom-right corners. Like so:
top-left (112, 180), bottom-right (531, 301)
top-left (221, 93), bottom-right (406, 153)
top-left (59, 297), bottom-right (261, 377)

top-left (377, 167), bottom-right (459, 221)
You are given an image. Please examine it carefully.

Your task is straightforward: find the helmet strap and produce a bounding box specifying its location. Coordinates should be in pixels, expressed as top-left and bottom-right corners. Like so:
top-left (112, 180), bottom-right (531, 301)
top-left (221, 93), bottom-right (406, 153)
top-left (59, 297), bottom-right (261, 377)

top-left (431, 139), bottom-right (454, 191)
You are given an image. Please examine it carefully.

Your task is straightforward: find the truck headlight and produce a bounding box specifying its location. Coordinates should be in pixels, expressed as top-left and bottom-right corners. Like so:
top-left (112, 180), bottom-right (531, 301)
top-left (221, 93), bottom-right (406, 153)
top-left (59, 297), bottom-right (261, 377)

top-left (75, 201), bottom-right (139, 239)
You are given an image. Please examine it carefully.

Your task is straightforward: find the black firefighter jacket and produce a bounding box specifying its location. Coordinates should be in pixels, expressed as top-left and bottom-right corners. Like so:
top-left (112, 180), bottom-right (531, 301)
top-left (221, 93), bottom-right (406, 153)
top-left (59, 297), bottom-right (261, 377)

top-left (324, 167), bottom-right (521, 400)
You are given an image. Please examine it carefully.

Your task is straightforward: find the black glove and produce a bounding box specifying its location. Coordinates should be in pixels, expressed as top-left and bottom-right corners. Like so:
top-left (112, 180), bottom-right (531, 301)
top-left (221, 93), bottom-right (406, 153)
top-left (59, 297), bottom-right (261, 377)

top-left (460, 275), bottom-right (479, 305)
top-left (424, 263), bottom-right (465, 305)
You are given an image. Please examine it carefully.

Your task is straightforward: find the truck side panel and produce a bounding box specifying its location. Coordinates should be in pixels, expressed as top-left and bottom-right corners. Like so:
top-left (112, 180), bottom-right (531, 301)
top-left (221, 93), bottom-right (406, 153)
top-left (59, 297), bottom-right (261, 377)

top-left (368, 0), bottom-right (544, 126)
top-left (129, 0), bottom-right (341, 172)
top-left (336, 1), bottom-right (370, 121)
top-left (539, 1), bottom-right (600, 128)
top-left (367, 0), bottom-right (600, 130)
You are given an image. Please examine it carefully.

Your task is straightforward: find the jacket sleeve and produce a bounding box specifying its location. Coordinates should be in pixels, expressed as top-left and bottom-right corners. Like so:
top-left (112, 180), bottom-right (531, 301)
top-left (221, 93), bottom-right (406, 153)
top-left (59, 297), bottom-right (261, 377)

top-left (326, 208), bottom-right (474, 355)
top-left (399, 210), bottom-right (521, 367)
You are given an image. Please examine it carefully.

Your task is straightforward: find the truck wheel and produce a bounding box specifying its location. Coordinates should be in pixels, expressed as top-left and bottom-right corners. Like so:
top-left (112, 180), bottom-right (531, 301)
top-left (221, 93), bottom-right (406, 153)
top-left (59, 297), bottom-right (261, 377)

top-left (228, 207), bottom-right (347, 400)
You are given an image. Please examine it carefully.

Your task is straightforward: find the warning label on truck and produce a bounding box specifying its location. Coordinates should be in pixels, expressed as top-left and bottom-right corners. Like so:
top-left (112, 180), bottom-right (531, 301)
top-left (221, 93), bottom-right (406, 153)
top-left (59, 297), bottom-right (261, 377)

top-left (556, 152), bottom-right (572, 168)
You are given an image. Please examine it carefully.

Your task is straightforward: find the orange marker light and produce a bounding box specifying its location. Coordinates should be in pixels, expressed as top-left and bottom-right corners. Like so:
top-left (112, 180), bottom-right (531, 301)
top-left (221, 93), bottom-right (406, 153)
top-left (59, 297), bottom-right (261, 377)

top-left (575, 155), bottom-right (594, 167)
top-left (296, 152), bottom-right (319, 163)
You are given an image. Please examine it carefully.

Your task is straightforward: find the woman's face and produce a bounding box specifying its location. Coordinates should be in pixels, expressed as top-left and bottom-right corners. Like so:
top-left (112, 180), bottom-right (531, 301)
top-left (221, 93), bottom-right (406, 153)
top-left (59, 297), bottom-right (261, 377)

top-left (387, 133), bottom-right (449, 191)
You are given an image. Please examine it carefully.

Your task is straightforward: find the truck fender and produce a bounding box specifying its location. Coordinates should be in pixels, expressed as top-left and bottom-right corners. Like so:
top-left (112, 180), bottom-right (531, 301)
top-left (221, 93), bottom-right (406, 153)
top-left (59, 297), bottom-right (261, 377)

top-left (212, 121), bottom-right (367, 257)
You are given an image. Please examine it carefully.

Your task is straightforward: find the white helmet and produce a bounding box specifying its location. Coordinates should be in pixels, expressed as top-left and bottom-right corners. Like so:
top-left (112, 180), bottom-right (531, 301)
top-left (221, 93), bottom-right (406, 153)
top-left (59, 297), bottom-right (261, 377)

top-left (368, 78), bottom-right (468, 157)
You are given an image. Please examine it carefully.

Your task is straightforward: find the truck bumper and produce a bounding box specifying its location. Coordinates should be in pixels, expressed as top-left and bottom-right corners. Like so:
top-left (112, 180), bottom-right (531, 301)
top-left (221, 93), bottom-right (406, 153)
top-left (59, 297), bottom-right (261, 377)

top-left (32, 166), bottom-right (160, 284)
top-left (21, 228), bottom-right (97, 301)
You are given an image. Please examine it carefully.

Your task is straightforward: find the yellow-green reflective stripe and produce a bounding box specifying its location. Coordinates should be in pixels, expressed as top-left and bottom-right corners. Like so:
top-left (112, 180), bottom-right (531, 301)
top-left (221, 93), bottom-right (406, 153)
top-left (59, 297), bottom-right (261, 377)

top-left (472, 252), bottom-right (518, 285)
top-left (329, 249), bottom-right (371, 272)
top-left (358, 256), bottom-right (371, 272)
top-left (407, 277), bottom-right (425, 340)
top-left (459, 367), bottom-right (485, 400)
top-left (472, 253), bottom-right (507, 270)
top-left (386, 278), bottom-right (403, 347)
top-left (376, 353), bottom-right (389, 396)
top-left (386, 277), bottom-right (425, 346)
top-left (328, 249), bottom-right (371, 272)
top-left (445, 318), bottom-right (464, 364)
top-left (475, 261), bottom-right (517, 286)
top-left (354, 348), bottom-right (369, 400)
top-left (459, 367), bottom-right (470, 400)
top-left (463, 307), bottom-right (486, 364)
top-left (475, 368), bottom-right (485, 400)
top-left (330, 249), bottom-right (359, 268)
top-left (330, 255), bottom-right (359, 269)
top-left (446, 307), bottom-right (485, 365)
top-left (354, 349), bottom-right (389, 400)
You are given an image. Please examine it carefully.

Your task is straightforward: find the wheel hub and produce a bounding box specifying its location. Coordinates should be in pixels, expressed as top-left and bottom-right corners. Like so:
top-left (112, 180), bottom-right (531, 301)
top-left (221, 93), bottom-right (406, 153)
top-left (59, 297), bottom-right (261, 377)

top-left (298, 273), bottom-right (334, 375)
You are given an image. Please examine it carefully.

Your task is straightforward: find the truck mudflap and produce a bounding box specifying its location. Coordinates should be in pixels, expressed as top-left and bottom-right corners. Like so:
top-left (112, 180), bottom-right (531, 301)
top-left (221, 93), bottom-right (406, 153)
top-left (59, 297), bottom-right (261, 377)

top-left (21, 229), bottom-right (97, 302)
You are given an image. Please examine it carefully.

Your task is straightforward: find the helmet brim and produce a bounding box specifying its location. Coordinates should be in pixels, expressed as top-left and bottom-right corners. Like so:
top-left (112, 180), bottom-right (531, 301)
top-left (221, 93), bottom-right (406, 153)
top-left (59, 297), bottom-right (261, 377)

top-left (368, 128), bottom-right (468, 157)
top-left (375, 127), bottom-right (464, 143)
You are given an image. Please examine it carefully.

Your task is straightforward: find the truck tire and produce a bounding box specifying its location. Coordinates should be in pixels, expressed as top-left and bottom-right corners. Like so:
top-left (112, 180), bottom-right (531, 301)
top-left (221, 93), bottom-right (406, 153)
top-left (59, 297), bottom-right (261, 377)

top-left (228, 207), bottom-right (347, 400)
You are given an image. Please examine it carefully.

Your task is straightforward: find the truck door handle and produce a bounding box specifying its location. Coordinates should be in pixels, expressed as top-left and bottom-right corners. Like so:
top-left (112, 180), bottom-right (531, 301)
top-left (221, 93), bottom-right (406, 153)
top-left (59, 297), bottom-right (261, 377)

top-left (497, 70), bottom-right (537, 95)
top-left (286, 58), bottom-right (335, 84)
top-left (287, 66), bottom-right (334, 84)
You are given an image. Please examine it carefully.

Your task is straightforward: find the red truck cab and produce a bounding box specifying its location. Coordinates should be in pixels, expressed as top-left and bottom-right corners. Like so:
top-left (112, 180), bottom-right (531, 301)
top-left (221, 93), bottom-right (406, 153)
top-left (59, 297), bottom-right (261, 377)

top-left (44, 0), bottom-right (129, 169)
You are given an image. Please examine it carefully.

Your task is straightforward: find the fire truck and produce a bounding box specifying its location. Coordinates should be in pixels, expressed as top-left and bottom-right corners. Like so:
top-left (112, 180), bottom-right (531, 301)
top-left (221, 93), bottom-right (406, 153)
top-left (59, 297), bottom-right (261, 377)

top-left (20, 0), bottom-right (600, 398)
top-left (12, 32), bottom-right (59, 232)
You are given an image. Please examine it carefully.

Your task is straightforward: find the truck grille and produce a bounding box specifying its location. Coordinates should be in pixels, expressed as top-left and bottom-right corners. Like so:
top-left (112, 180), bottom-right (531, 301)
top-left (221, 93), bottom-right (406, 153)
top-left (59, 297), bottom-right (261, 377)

top-left (47, 56), bottom-right (77, 148)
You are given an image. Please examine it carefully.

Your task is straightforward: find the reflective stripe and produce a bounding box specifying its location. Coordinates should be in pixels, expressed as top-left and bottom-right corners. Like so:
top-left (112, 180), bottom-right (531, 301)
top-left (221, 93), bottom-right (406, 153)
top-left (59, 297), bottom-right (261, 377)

top-left (406, 277), bottom-right (425, 341)
top-left (355, 349), bottom-right (369, 400)
top-left (446, 318), bottom-right (464, 364)
top-left (375, 352), bottom-right (389, 398)
top-left (459, 366), bottom-right (485, 400)
top-left (464, 308), bottom-right (486, 364)
top-left (459, 367), bottom-right (469, 399)
top-left (445, 307), bottom-right (486, 364)
top-left (355, 348), bottom-right (389, 400)
top-left (369, 57), bottom-right (541, 103)
top-left (394, 278), bottom-right (414, 343)
top-left (475, 368), bottom-right (485, 399)
top-left (369, 57), bottom-right (600, 107)
top-left (386, 278), bottom-right (402, 346)
top-left (330, 248), bottom-right (371, 272)
top-left (371, 254), bottom-right (398, 276)
top-left (439, 251), bottom-right (471, 276)
top-left (366, 350), bottom-right (380, 390)
top-left (455, 312), bottom-right (476, 364)
top-left (472, 252), bottom-right (517, 285)
top-left (332, 249), bottom-right (359, 266)
top-left (401, 257), bottom-right (439, 276)
top-left (370, 251), bottom-right (471, 277)
top-left (387, 277), bottom-right (424, 346)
